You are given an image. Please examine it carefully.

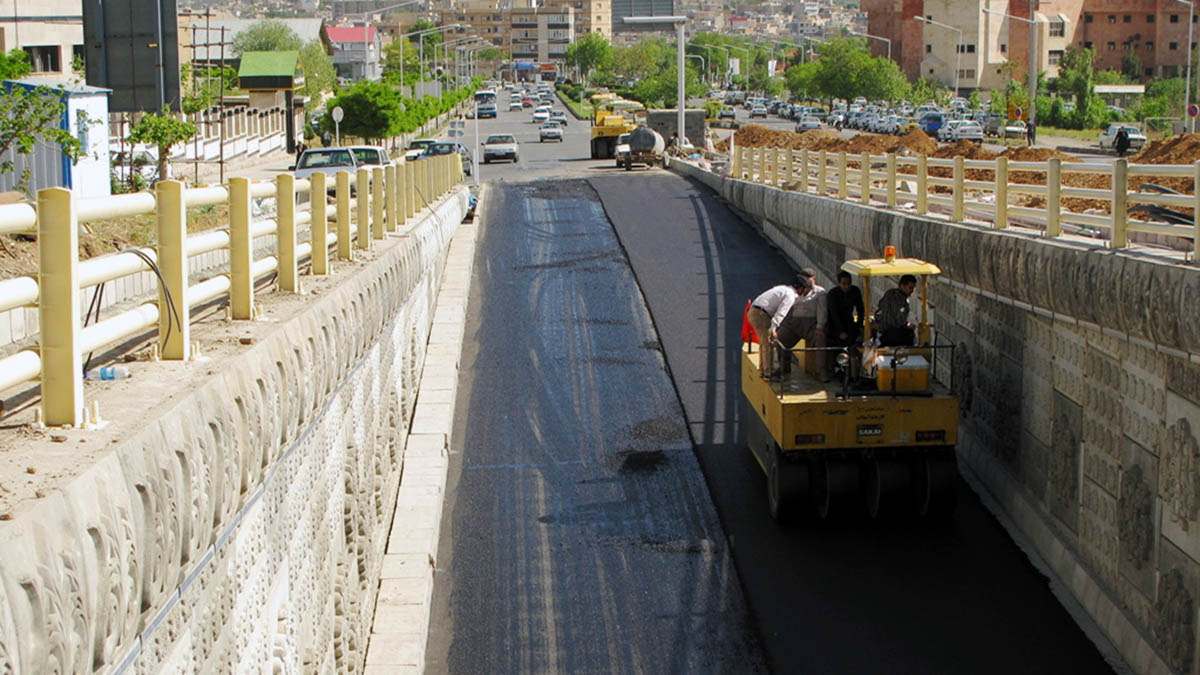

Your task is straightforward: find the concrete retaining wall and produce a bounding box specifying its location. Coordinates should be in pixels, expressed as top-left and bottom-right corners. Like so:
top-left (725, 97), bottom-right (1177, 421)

top-left (671, 159), bottom-right (1200, 675)
top-left (0, 188), bottom-right (469, 673)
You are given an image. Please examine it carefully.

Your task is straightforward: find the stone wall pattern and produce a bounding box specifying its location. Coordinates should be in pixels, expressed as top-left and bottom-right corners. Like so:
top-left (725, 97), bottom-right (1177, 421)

top-left (0, 189), bottom-right (468, 673)
top-left (672, 160), bottom-right (1200, 675)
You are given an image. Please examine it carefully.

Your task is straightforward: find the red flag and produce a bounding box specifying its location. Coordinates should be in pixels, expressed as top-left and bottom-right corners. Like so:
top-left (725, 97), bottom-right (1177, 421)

top-left (741, 299), bottom-right (759, 344)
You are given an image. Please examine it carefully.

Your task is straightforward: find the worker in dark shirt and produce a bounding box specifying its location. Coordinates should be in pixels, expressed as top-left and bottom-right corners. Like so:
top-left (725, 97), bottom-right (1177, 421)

top-left (826, 270), bottom-right (864, 376)
top-left (876, 274), bottom-right (918, 347)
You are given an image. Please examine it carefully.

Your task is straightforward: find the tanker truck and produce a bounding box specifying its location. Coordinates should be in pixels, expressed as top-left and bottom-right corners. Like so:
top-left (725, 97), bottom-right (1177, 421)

top-left (614, 127), bottom-right (665, 170)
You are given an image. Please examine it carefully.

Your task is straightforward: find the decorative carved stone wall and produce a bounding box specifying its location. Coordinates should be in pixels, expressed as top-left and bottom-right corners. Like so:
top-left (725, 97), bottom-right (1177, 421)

top-left (0, 190), bottom-right (468, 673)
top-left (675, 159), bottom-right (1200, 675)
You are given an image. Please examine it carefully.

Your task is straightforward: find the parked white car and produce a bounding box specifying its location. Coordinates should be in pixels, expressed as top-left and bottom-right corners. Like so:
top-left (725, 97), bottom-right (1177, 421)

top-left (938, 120), bottom-right (963, 142)
top-left (1098, 123), bottom-right (1147, 152)
top-left (404, 138), bottom-right (437, 160)
top-left (953, 121), bottom-right (984, 142)
top-left (794, 116), bottom-right (821, 132)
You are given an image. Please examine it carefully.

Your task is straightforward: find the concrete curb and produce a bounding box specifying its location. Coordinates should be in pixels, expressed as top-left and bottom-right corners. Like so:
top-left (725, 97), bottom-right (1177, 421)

top-left (363, 184), bottom-right (482, 674)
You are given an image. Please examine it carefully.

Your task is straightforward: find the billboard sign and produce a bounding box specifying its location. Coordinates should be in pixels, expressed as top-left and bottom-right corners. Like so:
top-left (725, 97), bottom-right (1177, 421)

top-left (729, 57), bottom-right (740, 76)
top-left (82, 0), bottom-right (182, 112)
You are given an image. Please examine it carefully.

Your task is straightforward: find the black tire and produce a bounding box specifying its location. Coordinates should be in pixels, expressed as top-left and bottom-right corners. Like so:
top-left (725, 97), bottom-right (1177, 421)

top-left (768, 450), bottom-right (808, 524)
top-left (864, 459), bottom-right (911, 519)
top-left (624, 157), bottom-right (632, 171)
top-left (916, 454), bottom-right (958, 518)
top-left (815, 459), bottom-right (861, 520)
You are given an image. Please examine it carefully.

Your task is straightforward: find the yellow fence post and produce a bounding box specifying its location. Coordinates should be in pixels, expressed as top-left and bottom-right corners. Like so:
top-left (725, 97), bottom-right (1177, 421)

top-left (886, 153), bottom-right (897, 208)
top-left (372, 166), bottom-right (385, 240)
top-left (818, 150), bottom-right (828, 195)
top-left (799, 149), bottom-right (809, 193)
top-left (405, 161), bottom-right (416, 221)
top-left (1112, 159), bottom-right (1128, 248)
top-left (336, 170), bottom-right (352, 260)
top-left (785, 148), bottom-right (794, 185)
top-left (276, 173), bottom-right (298, 292)
top-left (157, 180), bottom-right (190, 359)
top-left (397, 161), bottom-right (408, 226)
top-left (1046, 157), bottom-right (1062, 238)
top-left (732, 146), bottom-right (742, 179)
top-left (454, 153), bottom-right (463, 183)
top-left (952, 155), bottom-right (965, 222)
top-left (38, 187), bottom-right (83, 426)
top-left (995, 156), bottom-right (1008, 229)
top-left (385, 163), bottom-right (398, 232)
top-left (916, 155), bottom-right (928, 215)
top-left (229, 177), bottom-right (253, 317)
top-left (860, 152), bottom-right (871, 205)
top-left (311, 172), bottom-right (329, 274)
top-left (838, 151), bottom-right (848, 200)
top-left (356, 167), bottom-right (370, 250)
top-left (1194, 160), bottom-right (1200, 259)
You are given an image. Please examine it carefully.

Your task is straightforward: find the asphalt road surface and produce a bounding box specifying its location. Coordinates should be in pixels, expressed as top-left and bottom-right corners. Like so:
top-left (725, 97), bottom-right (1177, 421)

top-left (426, 99), bottom-right (1122, 674)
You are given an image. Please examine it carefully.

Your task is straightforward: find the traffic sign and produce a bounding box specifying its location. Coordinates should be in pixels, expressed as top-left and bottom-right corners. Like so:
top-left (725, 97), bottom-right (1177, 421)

top-left (332, 106), bottom-right (344, 123)
top-left (1188, 103), bottom-right (1199, 118)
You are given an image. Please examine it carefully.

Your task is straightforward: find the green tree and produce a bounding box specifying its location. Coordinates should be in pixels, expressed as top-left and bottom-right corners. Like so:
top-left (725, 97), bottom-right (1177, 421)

top-left (608, 38), bottom-right (668, 84)
top-left (300, 39), bottom-right (335, 97)
top-left (1056, 45), bottom-right (1106, 128)
top-left (232, 20), bottom-right (302, 55)
top-left (1120, 51), bottom-right (1142, 81)
top-left (565, 32), bottom-right (612, 85)
top-left (630, 63), bottom-right (704, 107)
top-left (321, 80), bottom-right (403, 142)
top-left (0, 49), bottom-right (31, 80)
top-left (968, 89), bottom-right (981, 109)
top-left (382, 37), bottom-right (420, 88)
top-left (1096, 68), bottom-right (1129, 85)
top-left (127, 111), bottom-right (197, 181)
top-left (0, 85), bottom-right (91, 192)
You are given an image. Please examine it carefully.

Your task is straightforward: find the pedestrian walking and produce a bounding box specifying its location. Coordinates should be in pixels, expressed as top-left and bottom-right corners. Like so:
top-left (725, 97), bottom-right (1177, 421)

top-left (1026, 119), bottom-right (1036, 147)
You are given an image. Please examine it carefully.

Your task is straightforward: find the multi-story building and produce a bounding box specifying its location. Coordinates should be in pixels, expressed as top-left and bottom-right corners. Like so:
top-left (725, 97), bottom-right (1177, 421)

top-left (507, 7), bottom-right (574, 62)
top-left (437, 2), bottom-right (507, 49)
top-left (543, 0), bottom-right (612, 39)
top-left (0, 0), bottom-right (83, 77)
top-left (326, 24), bottom-right (383, 80)
top-left (864, 0), bottom-right (1197, 93)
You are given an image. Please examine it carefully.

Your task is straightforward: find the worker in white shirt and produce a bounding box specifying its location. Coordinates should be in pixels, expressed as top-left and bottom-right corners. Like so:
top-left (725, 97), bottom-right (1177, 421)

top-left (778, 268), bottom-right (830, 381)
top-left (747, 275), bottom-right (810, 378)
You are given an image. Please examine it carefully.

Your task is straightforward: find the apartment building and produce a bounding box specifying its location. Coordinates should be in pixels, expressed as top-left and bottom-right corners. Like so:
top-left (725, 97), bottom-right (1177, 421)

top-left (437, 2), bottom-right (512, 49)
top-left (0, 0), bottom-right (83, 77)
top-left (865, 0), bottom-right (1197, 93)
top-left (326, 24), bottom-right (382, 81)
top-left (508, 7), bottom-right (574, 62)
top-left (543, 0), bottom-right (612, 38)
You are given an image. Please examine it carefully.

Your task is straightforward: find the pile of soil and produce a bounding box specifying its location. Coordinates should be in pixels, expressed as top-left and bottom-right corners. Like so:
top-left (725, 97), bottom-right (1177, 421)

top-left (719, 126), bottom-right (940, 157)
top-left (1129, 134), bottom-right (1200, 164)
top-left (931, 141), bottom-right (998, 160)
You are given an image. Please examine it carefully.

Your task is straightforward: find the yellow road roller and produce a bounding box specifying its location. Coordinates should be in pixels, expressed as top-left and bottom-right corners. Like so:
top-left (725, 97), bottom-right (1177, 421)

top-left (741, 251), bottom-right (960, 522)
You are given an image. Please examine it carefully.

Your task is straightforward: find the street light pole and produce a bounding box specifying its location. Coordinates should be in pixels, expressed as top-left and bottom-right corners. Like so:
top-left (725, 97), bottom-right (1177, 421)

top-left (913, 16), bottom-right (963, 99)
top-left (357, 1), bottom-right (421, 83)
top-left (981, 8), bottom-right (1038, 123)
top-left (685, 54), bottom-right (705, 87)
top-left (624, 15), bottom-right (689, 146)
top-left (847, 29), bottom-right (891, 61)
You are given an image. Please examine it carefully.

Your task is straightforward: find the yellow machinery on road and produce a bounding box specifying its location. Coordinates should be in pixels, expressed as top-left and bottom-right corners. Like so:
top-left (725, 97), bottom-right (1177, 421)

top-left (741, 250), bottom-right (960, 522)
top-left (590, 95), bottom-right (641, 159)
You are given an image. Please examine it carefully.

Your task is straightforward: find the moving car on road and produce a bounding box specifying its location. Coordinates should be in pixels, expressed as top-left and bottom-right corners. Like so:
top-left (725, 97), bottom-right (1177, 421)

top-left (539, 121), bottom-right (564, 142)
top-left (718, 107), bottom-right (736, 121)
top-left (482, 133), bottom-right (519, 163)
top-left (549, 110), bottom-right (569, 127)
top-left (477, 102), bottom-right (498, 119)
top-left (532, 106), bottom-right (551, 123)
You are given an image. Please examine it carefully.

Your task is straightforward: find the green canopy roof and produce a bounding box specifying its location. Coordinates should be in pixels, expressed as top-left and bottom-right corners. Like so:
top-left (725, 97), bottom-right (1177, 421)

top-left (238, 51), bottom-right (304, 91)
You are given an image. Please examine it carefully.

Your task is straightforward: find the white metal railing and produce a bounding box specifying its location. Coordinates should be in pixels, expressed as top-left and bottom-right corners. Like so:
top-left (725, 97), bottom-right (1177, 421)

top-left (0, 152), bottom-right (465, 426)
top-left (729, 146), bottom-right (1200, 257)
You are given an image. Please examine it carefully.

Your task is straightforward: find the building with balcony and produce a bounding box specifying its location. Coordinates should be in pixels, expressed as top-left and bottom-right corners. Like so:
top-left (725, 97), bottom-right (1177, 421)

top-left (508, 7), bottom-right (574, 62)
top-left (543, 0), bottom-right (612, 38)
top-left (326, 24), bottom-right (382, 81)
top-left (863, 0), bottom-right (1199, 93)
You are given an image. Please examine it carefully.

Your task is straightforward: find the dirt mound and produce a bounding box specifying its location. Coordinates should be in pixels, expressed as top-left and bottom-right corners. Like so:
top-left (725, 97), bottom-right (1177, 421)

top-left (1130, 134), bottom-right (1200, 164)
top-left (931, 140), bottom-right (998, 160)
top-left (898, 129), bottom-right (938, 155)
top-left (714, 125), bottom-right (844, 153)
top-left (1000, 146), bottom-right (1076, 162)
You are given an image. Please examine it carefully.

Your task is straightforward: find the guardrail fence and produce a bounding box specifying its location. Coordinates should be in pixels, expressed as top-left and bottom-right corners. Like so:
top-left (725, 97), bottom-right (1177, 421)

top-left (0, 153), bottom-right (464, 427)
top-left (730, 146), bottom-right (1200, 257)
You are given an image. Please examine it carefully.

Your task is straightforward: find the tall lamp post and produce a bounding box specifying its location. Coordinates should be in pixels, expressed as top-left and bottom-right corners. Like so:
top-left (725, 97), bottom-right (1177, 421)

top-left (847, 29), bottom-right (891, 62)
top-left (981, 8), bottom-right (1038, 123)
top-left (357, 1), bottom-right (422, 82)
top-left (913, 16), bottom-right (963, 99)
top-left (624, 16), bottom-right (689, 145)
top-left (1173, 0), bottom-right (1195, 131)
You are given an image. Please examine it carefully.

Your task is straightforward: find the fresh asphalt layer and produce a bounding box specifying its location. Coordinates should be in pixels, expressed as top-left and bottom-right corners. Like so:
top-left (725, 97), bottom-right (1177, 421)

top-left (424, 97), bottom-right (1118, 674)
top-left (590, 171), bottom-right (1117, 675)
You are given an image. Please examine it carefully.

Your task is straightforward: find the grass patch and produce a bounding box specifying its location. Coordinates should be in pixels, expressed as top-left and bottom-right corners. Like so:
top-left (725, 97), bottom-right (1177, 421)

top-left (1035, 125), bottom-right (1103, 142)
